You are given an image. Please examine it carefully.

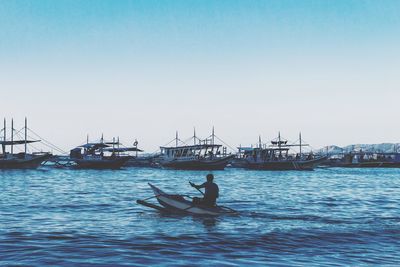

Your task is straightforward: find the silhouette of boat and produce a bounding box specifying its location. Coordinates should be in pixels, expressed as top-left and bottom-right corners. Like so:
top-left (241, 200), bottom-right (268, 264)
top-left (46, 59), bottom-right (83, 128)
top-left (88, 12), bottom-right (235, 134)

top-left (242, 133), bottom-right (327, 170)
top-left (125, 153), bottom-right (160, 168)
top-left (69, 135), bottom-right (133, 169)
top-left (159, 128), bottom-right (234, 170)
top-left (0, 118), bottom-right (51, 169)
top-left (120, 139), bottom-right (160, 168)
top-left (324, 151), bottom-right (400, 168)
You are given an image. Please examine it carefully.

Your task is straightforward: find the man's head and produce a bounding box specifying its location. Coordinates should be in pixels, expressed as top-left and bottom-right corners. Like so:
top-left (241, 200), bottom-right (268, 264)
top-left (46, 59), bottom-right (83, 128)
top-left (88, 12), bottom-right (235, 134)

top-left (206, 173), bottom-right (214, 182)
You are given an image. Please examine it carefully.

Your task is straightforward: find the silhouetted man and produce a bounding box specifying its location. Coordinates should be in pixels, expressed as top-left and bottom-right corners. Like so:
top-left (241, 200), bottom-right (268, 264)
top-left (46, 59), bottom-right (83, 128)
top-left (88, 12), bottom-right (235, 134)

top-left (190, 173), bottom-right (219, 207)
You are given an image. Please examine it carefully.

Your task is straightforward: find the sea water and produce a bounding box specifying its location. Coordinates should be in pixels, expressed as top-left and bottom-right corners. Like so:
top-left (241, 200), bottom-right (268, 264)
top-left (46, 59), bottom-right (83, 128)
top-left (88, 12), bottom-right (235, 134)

top-left (1, 167), bottom-right (399, 266)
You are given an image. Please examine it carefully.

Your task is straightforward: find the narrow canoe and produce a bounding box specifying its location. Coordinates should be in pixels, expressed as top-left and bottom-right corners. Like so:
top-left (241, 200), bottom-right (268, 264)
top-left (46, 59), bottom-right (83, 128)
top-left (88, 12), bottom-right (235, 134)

top-left (138, 183), bottom-right (236, 216)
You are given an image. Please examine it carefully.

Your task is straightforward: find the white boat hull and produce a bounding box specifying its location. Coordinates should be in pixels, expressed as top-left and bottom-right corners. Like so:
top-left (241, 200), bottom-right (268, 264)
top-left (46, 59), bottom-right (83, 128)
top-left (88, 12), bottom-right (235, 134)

top-left (148, 183), bottom-right (234, 216)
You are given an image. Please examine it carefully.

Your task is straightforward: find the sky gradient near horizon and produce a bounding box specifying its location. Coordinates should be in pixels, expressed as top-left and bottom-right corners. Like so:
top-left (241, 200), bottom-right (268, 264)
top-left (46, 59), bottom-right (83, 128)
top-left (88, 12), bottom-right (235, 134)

top-left (1, 0), bottom-right (400, 153)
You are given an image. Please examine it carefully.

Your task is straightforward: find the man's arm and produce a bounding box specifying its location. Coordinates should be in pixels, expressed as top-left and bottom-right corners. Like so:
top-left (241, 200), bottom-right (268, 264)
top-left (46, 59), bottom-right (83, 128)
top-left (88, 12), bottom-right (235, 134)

top-left (196, 182), bottom-right (206, 189)
top-left (190, 182), bottom-right (206, 189)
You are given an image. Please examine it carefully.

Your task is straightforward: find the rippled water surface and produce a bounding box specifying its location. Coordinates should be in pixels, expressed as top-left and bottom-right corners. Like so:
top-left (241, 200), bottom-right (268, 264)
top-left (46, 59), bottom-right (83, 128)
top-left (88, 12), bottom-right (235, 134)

top-left (1, 167), bottom-right (399, 266)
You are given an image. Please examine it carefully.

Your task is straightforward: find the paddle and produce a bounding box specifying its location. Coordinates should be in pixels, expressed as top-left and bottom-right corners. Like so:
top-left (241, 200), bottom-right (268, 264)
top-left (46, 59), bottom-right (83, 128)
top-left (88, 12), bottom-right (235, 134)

top-left (189, 181), bottom-right (205, 196)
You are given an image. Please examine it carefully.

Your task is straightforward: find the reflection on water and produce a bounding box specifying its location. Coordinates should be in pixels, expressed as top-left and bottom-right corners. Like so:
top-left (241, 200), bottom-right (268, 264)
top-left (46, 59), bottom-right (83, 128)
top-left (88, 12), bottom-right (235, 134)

top-left (0, 167), bottom-right (399, 266)
top-left (201, 217), bottom-right (218, 229)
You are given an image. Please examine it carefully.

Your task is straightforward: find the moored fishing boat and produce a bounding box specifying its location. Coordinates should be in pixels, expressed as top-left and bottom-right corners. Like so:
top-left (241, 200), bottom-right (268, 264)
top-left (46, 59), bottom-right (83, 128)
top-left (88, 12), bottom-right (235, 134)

top-left (159, 128), bottom-right (234, 170)
top-left (244, 133), bottom-right (327, 171)
top-left (324, 151), bottom-right (400, 168)
top-left (69, 135), bottom-right (132, 169)
top-left (229, 146), bottom-right (254, 168)
top-left (0, 118), bottom-right (52, 169)
top-left (137, 183), bottom-right (236, 216)
top-left (122, 139), bottom-right (161, 168)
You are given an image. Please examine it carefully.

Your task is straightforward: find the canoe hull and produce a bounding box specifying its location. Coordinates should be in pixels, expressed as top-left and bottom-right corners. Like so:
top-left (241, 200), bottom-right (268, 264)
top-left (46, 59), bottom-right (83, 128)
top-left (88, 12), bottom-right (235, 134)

top-left (148, 183), bottom-right (232, 216)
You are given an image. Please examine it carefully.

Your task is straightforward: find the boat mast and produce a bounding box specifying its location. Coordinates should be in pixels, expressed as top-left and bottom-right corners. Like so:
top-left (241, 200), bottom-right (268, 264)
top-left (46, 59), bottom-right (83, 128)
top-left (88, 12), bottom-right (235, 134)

top-left (175, 131), bottom-right (178, 147)
top-left (212, 126), bottom-right (215, 145)
top-left (193, 127), bottom-right (196, 145)
top-left (2, 118), bottom-right (5, 155)
top-left (278, 131), bottom-right (282, 157)
top-left (258, 135), bottom-right (262, 148)
top-left (299, 132), bottom-right (302, 158)
top-left (100, 133), bottom-right (104, 156)
top-left (134, 139), bottom-right (138, 157)
top-left (117, 136), bottom-right (120, 157)
top-left (24, 117), bottom-right (27, 156)
top-left (11, 118), bottom-right (14, 156)
top-left (87, 134), bottom-right (89, 144)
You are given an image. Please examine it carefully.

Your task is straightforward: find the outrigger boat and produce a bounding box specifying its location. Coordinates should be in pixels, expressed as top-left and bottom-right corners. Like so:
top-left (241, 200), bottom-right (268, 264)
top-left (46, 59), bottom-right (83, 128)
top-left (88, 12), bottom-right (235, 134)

top-left (323, 151), bottom-right (400, 168)
top-left (137, 183), bottom-right (236, 216)
top-left (123, 139), bottom-right (160, 168)
top-left (159, 128), bottom-right (234, 170)
top-left (0, 118), bottom-right (51, 169)
top-left (241, 133), bottom-right (327, 171)
top-left (69, 135), bottom-right (134, 169)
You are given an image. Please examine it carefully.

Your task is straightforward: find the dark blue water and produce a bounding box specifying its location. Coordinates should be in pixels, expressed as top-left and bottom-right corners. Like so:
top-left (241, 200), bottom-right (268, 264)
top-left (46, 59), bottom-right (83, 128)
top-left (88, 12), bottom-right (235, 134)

top-left (1, 167), bottom-right (399, 266)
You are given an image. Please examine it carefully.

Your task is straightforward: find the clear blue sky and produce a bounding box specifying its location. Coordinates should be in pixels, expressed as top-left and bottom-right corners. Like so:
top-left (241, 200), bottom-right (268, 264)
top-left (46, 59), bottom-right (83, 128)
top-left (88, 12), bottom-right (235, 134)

top-left (1, 0), bottom-right (400, 152)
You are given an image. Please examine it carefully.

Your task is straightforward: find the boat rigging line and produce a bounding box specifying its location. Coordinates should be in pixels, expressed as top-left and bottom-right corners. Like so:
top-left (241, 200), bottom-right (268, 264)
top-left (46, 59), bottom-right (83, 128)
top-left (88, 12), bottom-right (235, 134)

top-left (151, 133), bottom-right (189, 154)
top-left (27, 128), bottom-right (68, 155)
top-left (209, 134), bottom-right (236, 153)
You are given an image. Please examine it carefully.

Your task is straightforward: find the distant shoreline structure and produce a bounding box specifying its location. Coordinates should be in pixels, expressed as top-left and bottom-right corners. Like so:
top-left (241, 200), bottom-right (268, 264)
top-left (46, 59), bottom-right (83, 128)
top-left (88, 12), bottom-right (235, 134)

top-left (319, 143), bottom-right (400, 155)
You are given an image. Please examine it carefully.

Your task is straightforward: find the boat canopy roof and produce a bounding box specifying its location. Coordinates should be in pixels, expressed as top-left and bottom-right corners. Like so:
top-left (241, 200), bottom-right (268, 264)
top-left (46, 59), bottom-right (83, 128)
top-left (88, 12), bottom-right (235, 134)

top-left (255, 147), bottom-right (290, 151)
top-left (0, 140), bottom-right (40, 146)
top-left (103, 147), bottom-right (143, 152)
top-left (269, 144), bottom-right (310, 147)
top-left (271, 141), bottom-right (288, 145)
top-left (104, 142), bottom-right (120, 145)
top-left (160, 144), bottom-right (222, 150)
top-left (79, 143), bottom-right (110, 149)
top-left (270, 148), bottom-right (290, 151)
top-left (237, 147), bottom-right (255, 152)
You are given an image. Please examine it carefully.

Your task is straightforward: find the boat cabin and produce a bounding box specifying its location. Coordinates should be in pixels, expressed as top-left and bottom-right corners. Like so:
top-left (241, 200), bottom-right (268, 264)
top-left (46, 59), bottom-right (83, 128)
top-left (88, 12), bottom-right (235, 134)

top-left (70, 139), bottom-right (143, 160)
top-left (160, 144), bottom-right (225, 160)
top-left (243, 133), bottom-right (313, 163)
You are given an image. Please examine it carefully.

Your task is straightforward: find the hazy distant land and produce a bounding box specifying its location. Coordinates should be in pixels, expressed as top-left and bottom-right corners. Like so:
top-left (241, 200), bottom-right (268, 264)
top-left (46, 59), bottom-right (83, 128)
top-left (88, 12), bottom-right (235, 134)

top-left (319, 143), bottom-right (400, 154)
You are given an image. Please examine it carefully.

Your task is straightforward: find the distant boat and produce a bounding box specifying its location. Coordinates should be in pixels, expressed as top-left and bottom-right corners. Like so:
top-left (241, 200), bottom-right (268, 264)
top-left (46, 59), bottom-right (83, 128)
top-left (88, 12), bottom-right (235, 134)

top-left (69, 135), bottom-right (133, 169)
top-left (121, 139), bottom-right (160, 168)
top-left (229, 146), bottom-right (255, 168)
top-left (324, 151), bottom-right (400, 168)
top-left (0, 118), bottom-right (51, 169)
top-left (241, 132), bottom-right (327, 171)
top-left (159, 128), bottom-right (234, 170)
top-left (124, 153), bottom-right (161, 168)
